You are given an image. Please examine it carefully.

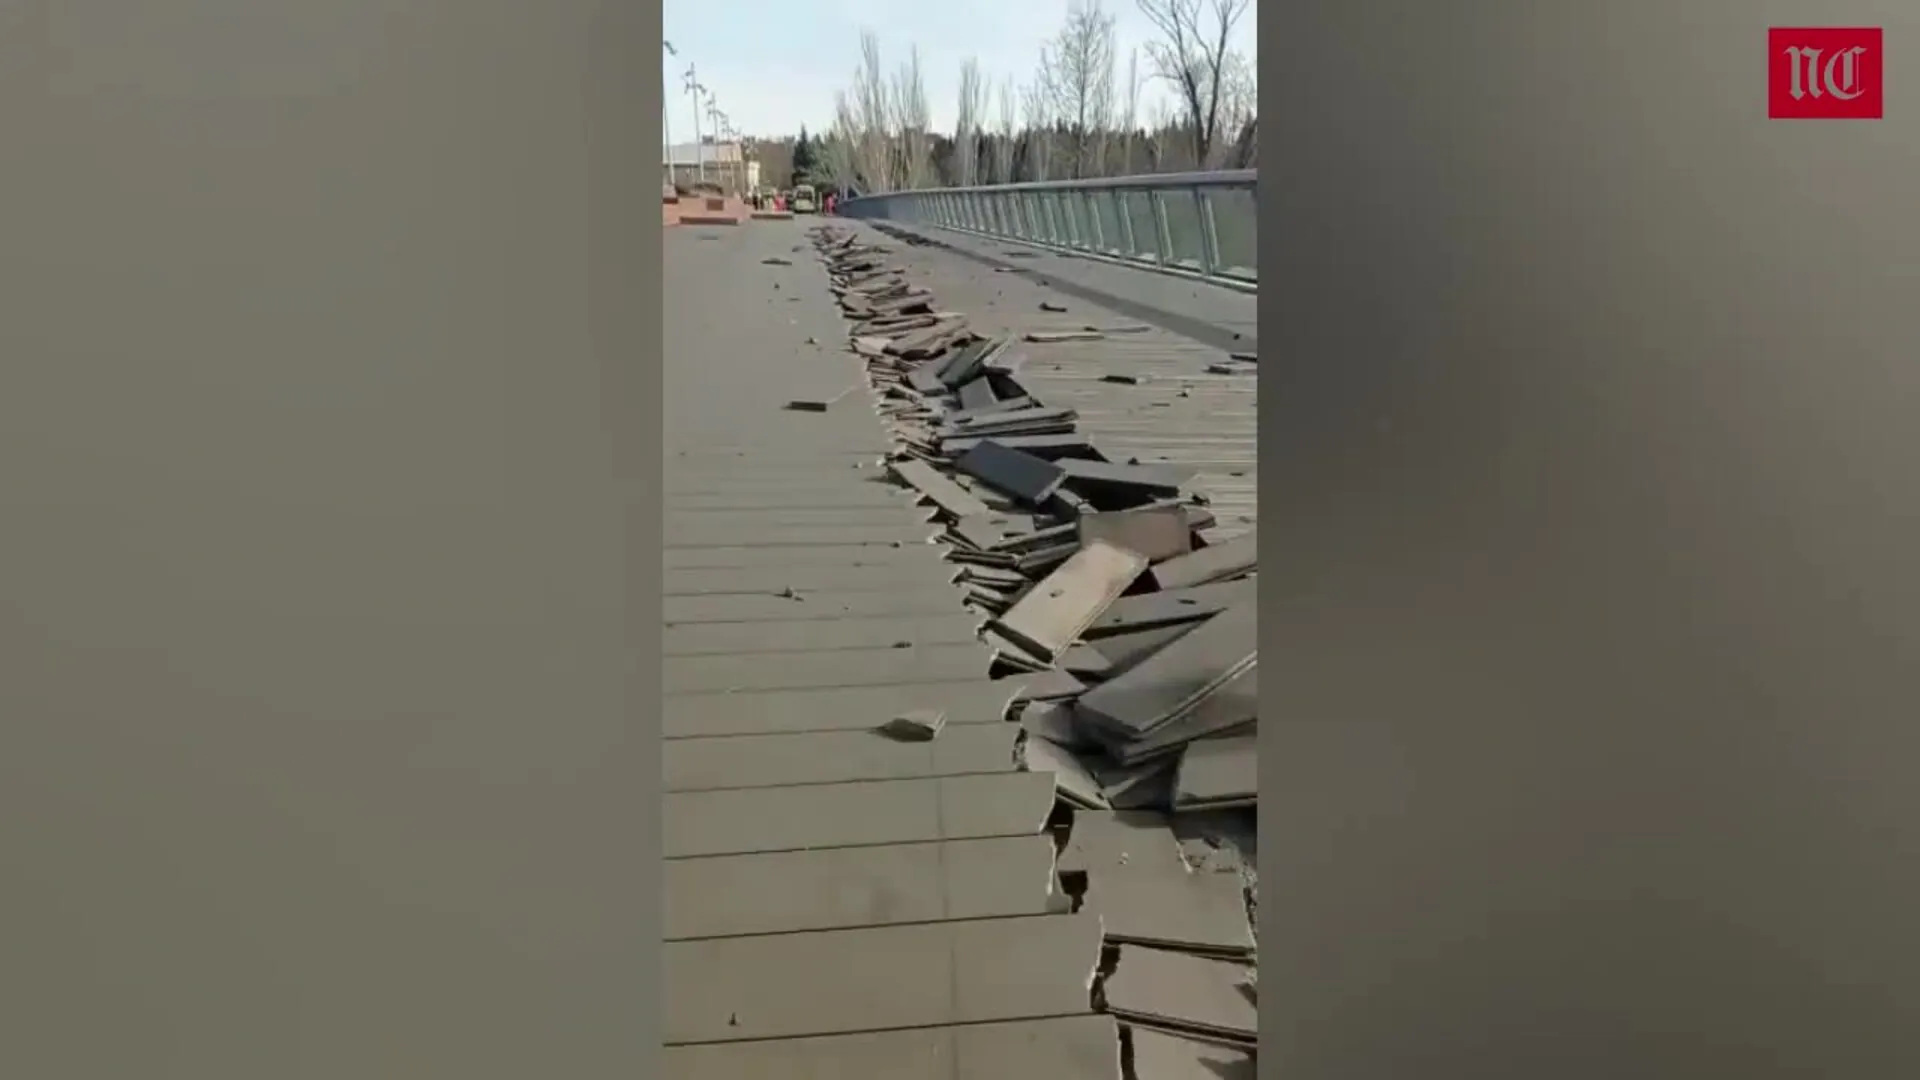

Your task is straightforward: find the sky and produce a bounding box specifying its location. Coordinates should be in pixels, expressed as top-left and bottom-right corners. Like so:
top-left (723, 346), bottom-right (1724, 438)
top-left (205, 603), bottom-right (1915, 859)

top-left (661, 0), bottom-right (1257, 145)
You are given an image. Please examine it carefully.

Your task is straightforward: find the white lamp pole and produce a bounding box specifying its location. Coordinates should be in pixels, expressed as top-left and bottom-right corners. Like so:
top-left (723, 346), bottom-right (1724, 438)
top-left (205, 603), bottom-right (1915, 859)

top-left (662, 41), bottom-right (677, 188)
top-left (682, 68), bottom-right (706, 184)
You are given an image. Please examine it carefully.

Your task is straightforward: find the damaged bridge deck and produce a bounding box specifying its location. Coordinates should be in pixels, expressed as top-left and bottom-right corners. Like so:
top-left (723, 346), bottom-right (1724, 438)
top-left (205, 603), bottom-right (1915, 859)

top-left (663, 217), bottom-right (1258, 1078)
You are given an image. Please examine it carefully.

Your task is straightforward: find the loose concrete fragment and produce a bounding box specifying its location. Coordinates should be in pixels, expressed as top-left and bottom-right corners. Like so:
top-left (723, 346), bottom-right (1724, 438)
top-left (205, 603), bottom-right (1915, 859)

top-left (892, 458), bottom-right (992, 519)
top-left (1128, 1026), bottom-right (1256, 1080)
top-left (1093, 753), bottom-right (1180, 811)
top-left (1026, 330), bottom-right (1105, 343)
top-left (1019, 700), bottom-right (1092, 750)
top-left (1040, 300), bottom-right (1069, 312)
top-left (1104, 946), bottom-right (1257, 1044)
top-left (989, 540), bottom-right (1147, 662)
top-left (1059, 810), bottom-right (1189, 876)
top-left (1022, 733), bottom-right (1110, 810)
top-left (1172, 732), bottom-right (1257, 810)
top-left (1077, 504), bottom-right (1194, 564)
top-left (1148, 529), bottom-right (1258, 591)
top-left (1083, 868), bottom-right (1255, 955)
top-left (879, 708), bottom-right (947, 742)
top-left (1012, 668), bottom-right (1090, 702)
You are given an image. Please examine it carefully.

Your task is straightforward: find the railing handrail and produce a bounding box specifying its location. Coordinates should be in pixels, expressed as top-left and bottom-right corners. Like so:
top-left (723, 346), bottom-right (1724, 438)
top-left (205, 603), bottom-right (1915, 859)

top-left (836, 168), bottom-right (1256, 291)
top-left (843, 169), bottom-right (1255, 201)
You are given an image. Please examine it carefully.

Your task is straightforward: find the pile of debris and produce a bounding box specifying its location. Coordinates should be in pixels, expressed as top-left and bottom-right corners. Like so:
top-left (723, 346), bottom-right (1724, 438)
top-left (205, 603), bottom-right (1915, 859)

top-left (810, 223), bottom-right (1257, 816)
top-left (810, 223), bottom-right (1258, 1065)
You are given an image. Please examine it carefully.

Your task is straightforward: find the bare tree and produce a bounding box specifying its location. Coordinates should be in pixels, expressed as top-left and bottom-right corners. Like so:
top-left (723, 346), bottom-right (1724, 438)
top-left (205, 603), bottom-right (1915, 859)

top-left (851, 31), bottom-right (895, 190)
top-left (1142, 99), bottom-right (1173, 172)
top-left (1019, 73), bottom-right (1054, 181)
top-left (1041, 0), bottom-right (1117, 179)
top-left (1209, 50), bottom-right (1255, 167)
top-left (990, 77), bottom-right (1017, 184)
top-left (1136, 0), bottom-right (1250, 168)
top-left (1115, 47), bottom-right (1143, 177)
top-left (952, 59), bottom-right (987, 187)
top-left (825, 91), bottom-right (861, 189)
top-left (891, 46), bottom-right (934, 189)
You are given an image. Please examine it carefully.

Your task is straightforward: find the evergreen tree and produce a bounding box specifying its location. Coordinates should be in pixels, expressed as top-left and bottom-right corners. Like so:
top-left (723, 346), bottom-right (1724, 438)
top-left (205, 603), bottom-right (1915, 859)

top-left (790, 126), bottom-right (817, 187)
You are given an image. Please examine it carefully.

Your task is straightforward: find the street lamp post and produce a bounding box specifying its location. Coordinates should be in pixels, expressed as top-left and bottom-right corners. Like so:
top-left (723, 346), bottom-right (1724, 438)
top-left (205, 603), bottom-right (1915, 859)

top-left (706, 102), bottom-right (722, 189)
top-left (682, 67), bottom-right (707, 185)
top-left (662, 41), bottom-right (677, 189)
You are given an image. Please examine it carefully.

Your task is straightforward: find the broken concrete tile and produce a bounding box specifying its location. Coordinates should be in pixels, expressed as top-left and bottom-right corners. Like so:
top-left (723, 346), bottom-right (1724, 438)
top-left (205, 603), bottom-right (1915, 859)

top-left (1058, 809), bottom-right (1189, 876)
top-left (1106, 666), bottom-right (1256, 766)
top-left (1170, 809), bottom-right (1258, 876)
top-left (981, 626), bottom-right (1053, 672)
top-left (1100, 755), bottom-right (1178, 810)
top-left (1022, 734), bottom-right (1110, 810)
top-left (953, 439), bottom-right (1068, 506)
top-left (664, 913), bottom-right (1104, 1043)
top-left (1025, 330), bottom-right (1104, 343)
top-left (1074, 604), bottom-right (1257, 741)
top-left (1103, 946), bottom-right (1257, 1044)
top-left (938, 336), bottom-right (1009, 388)
top-left (879, 708), bottom-right (947, 742)
top-left (988, 540), bottom-right (1147, 662)
top-left (1083, 868), bottom-right (1255, 955)
top-left (1056, 458), bottom-right (1195, 499)
top-left (1147, 528), bottom-right (1257, 591)
top-left (951, 512), bottom-right (1038, 550)
top-left (1172, 732), bottom-right (1257, 810)
top-left (1127, 1026), bottom-right (1256, 1080)
top-left (1057, 642), bottom-right (1114, 680)
top-left (1076, 504), bottom-right (1194, 564)
top-left (1086, 622), bottom-right (1199, 677)
top-left (1012, 667), bottom-right (1090, 702)
top-left (1085, 578), bottom-right (1257, 636)
top-left (1018, 700), bottom-right (1092, 750)
top-left (955, 375), bottom-right (1001, 411)
top-left (942, 432), bottom-right (1096, 459)
top-left (891, 459), bottom-right (993, 519)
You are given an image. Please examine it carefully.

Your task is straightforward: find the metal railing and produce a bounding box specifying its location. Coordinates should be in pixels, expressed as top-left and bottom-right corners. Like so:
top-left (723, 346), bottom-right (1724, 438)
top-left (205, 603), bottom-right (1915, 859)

top-left (837, 170), bottom-right (1257, 290)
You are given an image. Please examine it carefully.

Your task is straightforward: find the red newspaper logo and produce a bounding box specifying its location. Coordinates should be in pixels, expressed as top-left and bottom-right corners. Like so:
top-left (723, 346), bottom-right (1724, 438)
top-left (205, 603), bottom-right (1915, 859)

top-left (1769, 27), bottom-right (1883, 119)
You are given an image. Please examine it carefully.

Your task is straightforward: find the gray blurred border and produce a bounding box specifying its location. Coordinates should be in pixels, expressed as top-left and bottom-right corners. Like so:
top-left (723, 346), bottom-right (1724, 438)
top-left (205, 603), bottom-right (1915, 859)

top-left (0, 3), bottom-right (661, 1076)
top-left (1262, 3), bottom-right (1918, 1077)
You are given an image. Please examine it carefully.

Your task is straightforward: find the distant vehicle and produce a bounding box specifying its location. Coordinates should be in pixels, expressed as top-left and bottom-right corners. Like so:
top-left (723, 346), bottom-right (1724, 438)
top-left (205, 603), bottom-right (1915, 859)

top-left (791, 184), bottom-right (819, 214)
